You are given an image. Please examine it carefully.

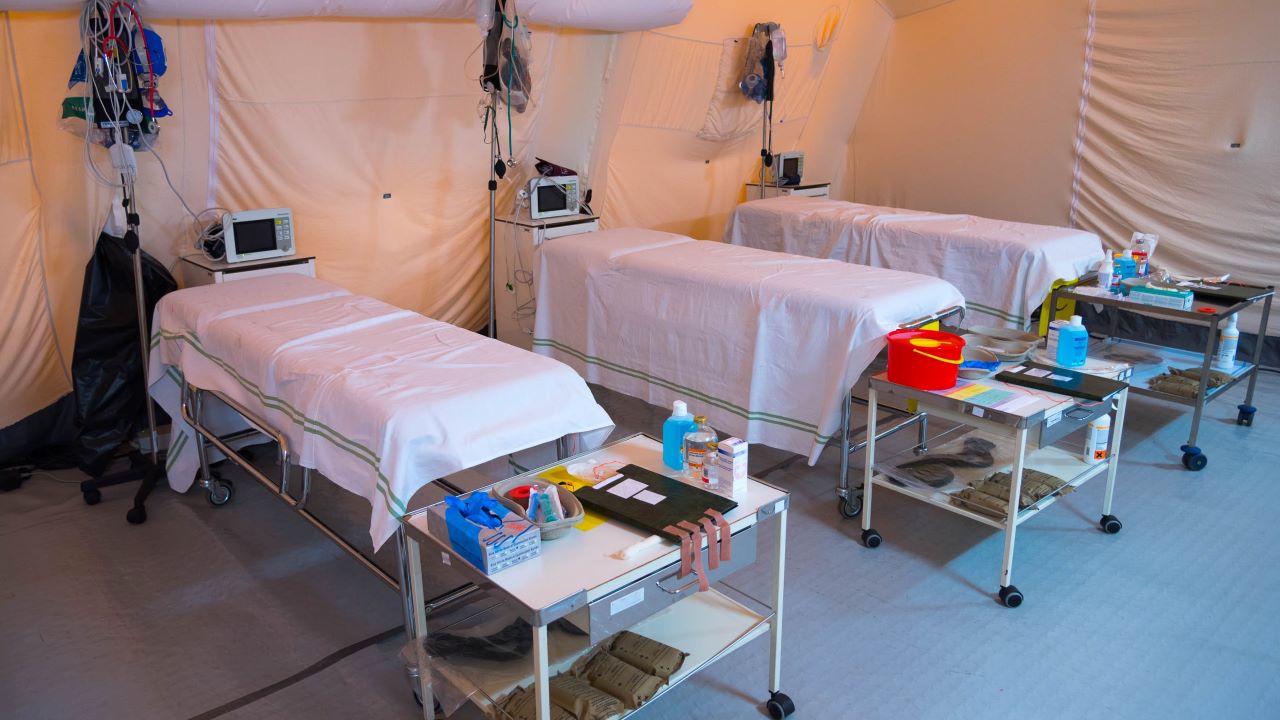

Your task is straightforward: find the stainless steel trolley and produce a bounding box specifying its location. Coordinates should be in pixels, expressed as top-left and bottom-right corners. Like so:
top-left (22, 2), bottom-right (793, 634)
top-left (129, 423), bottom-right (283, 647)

top-left (400, 433), bottom-right (794, 720)
top-left (1051, 281), bottom-right (1273, 471)
top-left (858, 373), bottom-right (1130, 608)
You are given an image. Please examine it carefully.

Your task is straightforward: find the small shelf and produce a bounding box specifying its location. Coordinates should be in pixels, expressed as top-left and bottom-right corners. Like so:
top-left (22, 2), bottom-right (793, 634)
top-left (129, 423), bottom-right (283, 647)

top-left (431, 590), bottom-right (770, 717)
top-left (872, 425), bottom-right (1110, 530)
top-left (1098, 337), bottom-right (1255, 407)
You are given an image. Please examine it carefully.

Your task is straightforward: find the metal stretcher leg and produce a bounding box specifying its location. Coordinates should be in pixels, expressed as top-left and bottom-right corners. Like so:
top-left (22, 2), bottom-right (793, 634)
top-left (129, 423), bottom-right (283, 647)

top-left (1179, 320), bottom-right (1219, 471)
top-left (859, 388), bottom-right (882, 548)
top-left (1239, 294), bottom-right (1272, 425)
top-left (997, 427), bottom-right (1028, 608)
top-left (533, 623), bottom-right (552, 720)
top-left (1099, 389), bottom-right (1128, 535)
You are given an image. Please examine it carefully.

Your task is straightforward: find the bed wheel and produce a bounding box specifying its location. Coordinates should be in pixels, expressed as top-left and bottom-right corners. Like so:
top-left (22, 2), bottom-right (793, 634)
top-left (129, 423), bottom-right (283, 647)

top-left (766, 691), bottom-right (796, 719)
top-left (207, 478), bottom-right (235, 507)
top-left (838, 494), bottom-right (862, 519)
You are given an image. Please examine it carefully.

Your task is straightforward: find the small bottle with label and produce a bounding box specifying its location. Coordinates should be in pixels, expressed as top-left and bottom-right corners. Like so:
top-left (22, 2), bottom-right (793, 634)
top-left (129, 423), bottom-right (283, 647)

top-left (701, 441), bottom-right (719, 489)
top-left (682, 416), bottom-right (718, 482)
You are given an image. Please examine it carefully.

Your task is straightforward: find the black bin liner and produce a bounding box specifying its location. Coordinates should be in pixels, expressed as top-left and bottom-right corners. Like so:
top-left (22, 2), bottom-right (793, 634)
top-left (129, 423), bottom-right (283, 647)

top-left (72, 231), bottom-right (176, 477)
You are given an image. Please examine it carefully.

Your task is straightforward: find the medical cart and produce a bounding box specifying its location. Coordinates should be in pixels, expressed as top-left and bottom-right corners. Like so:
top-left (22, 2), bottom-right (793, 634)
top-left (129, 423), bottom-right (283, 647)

top-left (1050, 281), bottom-right (1273, 471)
top-left (858, 374), bottom-right (1130, 608)
top-left (400, 433), bottom-right (794, 720)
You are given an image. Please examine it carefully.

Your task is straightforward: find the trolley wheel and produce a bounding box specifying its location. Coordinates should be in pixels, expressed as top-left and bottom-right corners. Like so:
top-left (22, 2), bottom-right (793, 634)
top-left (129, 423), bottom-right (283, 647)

top-left (998, 585), bottom-right (1024, 609)
top-left (82, 488), bottom-right (102, 506)
top-left (838, 494), bottom-right (862, 519)
top-left (1099, 514), bottom-right (1122, 534)
top-left (766, 691), bottom-right (796, 719)
top-left (126, 505), bottom-right (147, 525)
top-left (206, 477), bottom-right (235, 507)
top-left (1181, 451), bottom-right (1207, 472)
top-left (1237, 404), bottom-right (1256, 427)
top-left (861, 528), bottom-right (882, 549)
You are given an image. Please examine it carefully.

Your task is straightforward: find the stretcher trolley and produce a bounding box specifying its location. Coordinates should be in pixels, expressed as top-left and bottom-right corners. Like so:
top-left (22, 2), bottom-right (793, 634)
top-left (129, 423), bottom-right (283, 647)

top-left (1049, 280), bottom-right (1274, 471)
top-left (401, 433), bottom-right (794, 719)
top-left (858, 373), bottom-right (1130, 608)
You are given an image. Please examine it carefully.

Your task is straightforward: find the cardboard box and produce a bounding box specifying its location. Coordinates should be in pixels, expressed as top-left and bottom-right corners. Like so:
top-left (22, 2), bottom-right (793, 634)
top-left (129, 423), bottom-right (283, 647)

top-left (444, 495), bottom-right (540, 574)
top-left (1129, 284), bottom-right (1194, 310)
top-left (717, 437), bottom-right (749, 499)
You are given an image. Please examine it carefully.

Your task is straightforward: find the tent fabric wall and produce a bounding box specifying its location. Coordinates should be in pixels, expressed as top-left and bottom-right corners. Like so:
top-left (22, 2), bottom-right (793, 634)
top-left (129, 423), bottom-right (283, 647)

top-left (594, 0), bottom-right (893, 240)
top-left (1, 15), bottom-right (70, 429)
top-left (1071, 0), bottom-right (1280, 290)
top-left (850, 0), bottom-right (1279, 334)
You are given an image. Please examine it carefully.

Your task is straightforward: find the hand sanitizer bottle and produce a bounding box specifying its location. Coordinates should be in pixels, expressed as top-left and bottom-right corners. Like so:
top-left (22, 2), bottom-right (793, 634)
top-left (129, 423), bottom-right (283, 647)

top-left (1213, 314), bottom-right (1239, 372)
top-left (662, 401), bottom-right (697, 470)
top-left (1055, 315), bottom-right (1089, 368)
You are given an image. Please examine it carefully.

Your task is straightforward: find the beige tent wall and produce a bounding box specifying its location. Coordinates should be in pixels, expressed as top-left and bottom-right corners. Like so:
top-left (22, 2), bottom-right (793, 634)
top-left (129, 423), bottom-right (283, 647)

top-left (593, 0), bottom-right (894, 239)
top-left (848, 0), bottom-right (1088, 224)
top-left (1, 15), bottom-right (71, 428)
top-left (850, 0), bottom-right (1279, 333)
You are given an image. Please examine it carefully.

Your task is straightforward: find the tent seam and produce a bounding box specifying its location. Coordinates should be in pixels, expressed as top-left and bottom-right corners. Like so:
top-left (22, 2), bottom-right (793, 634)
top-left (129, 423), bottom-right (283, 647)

top-left (1067, 0), bottom-right (1098, 230)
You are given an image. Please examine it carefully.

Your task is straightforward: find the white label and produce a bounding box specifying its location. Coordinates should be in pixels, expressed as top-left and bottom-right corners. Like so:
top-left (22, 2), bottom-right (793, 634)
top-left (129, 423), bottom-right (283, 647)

top-left (634, 489), bottom-right (666, 505)
top-left (1045, 407), bottom-right (1063, 427)
top-left (610, 588), bottom-right (645, 616)
top-left (1007, 365), bottom-right (1027, 373)
top-left (440, 552), bottom-right (451, 566)
top-left (773, 499), bottom-right (785, 515)
top-left (1048, 374), bottom-right (1072, 382)
top-left (607, 478), bottom-right (647, 499)
top-left (1026, 368), bottom-right (1051, 378)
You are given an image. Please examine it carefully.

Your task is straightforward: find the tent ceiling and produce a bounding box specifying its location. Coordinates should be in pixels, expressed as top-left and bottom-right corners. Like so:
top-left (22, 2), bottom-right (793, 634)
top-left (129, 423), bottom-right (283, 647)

top-left (877, 0), bottom-right (956, 19)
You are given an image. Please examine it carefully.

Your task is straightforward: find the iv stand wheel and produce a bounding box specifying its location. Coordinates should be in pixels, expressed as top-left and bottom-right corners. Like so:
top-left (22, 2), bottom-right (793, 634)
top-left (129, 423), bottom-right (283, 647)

top-left (206, 477), bottom-right (235, 507)
top-left (126, 505), bottom-right (147, 525)
top-left (1099, 514), bottom-right (1123, 534)
top-left (1237, 404), bottom-right (1256, 427)
top-left (838, 493), bottom-right (862, 519)
top-left (861, 528), bottom-right (882, 549)
top-left (998, 584), bottom-right (1024, 608)
top-left (82, 488), bottom-right (102, 506)
top-left (766, 691), bottom-right (796, 719)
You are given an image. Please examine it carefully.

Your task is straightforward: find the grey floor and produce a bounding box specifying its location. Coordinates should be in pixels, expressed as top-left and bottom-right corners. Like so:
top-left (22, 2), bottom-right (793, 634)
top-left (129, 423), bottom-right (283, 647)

top-left (4, 375), bottom-right (1280, 720)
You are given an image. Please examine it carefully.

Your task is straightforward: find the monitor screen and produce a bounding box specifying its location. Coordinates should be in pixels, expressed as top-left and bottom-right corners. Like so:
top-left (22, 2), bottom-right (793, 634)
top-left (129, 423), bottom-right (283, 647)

top-left (536, 183), bottom-right (569, 213)
top-left (782, 156), bottom-right (800, 179)
top-left (233, 218), bottom-right (278, 254)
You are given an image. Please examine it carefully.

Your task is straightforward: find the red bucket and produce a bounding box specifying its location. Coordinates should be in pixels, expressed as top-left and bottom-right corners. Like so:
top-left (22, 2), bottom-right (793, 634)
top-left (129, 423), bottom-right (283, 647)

top-left (886, 329), bottom-right (965, 390)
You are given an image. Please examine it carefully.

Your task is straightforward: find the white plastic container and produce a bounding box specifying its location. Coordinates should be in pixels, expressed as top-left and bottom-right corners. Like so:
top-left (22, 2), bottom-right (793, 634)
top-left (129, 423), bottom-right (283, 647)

top-left (1084, 414), bottom-right (1111, 464)
top-left (1055, 315), bottom-right (1089, 368)
top-left (1213, 314), bottom-right (1239, 372)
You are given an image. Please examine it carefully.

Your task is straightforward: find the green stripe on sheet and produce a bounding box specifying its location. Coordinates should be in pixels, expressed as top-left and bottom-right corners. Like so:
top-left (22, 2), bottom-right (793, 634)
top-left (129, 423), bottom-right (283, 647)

top-left (165, 432), bottom-right (188, 471)
top-left (532, 337), bottom-right (835, 443)
top-left (966, 301), bottom-right (1026, 326)
top-left (158, 330), bottom-right (406, 518)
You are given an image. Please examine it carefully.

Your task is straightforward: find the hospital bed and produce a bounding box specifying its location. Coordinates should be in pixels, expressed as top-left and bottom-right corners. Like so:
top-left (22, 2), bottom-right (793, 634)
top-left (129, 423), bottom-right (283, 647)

top-left (146, 274), bottom-right (614, 649)
top-left (724, 196), bottom-right (1103, 331)
top-left (531, 228), bottom-right (965, 513)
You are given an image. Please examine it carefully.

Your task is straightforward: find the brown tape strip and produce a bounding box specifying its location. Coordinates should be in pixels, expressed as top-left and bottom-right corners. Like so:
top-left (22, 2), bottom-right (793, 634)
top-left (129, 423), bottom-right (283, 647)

top-left (663, 524), bottom-right (692, 578)
top-left (677, 520), bottom-right (709, 591)
top-left (704, 509), bottom-right (732, 562)
top-left (699, 517), bottom-right (720, 570)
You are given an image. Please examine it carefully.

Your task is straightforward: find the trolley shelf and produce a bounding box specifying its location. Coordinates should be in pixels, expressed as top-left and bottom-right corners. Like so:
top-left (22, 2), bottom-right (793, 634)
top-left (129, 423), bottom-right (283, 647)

top-left (429, 590), bottom-right (771, 716)
top-left (872, 427), bottom-right (1111, 530)
top-left (1098, 337), bottom-right (1257, 407)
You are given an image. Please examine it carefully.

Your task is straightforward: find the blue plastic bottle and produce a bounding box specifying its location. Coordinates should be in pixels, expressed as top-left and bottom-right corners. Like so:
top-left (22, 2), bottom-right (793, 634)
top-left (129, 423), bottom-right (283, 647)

top-left (662, 401), bottom-right (698, 470)
top-left (1055, 315), bottom-right (1089, 368)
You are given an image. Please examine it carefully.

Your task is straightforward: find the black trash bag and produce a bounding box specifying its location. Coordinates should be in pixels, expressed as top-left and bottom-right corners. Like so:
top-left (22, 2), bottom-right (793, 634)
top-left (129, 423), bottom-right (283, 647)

top-left (71, 231), bottom-right (176, 477)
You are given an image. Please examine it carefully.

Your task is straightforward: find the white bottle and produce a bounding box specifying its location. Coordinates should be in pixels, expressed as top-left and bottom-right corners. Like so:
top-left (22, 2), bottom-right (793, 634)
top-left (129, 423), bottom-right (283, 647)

top-left (701, 440), bottom-right (719, 488)
top-left (1084, 414), bottom-right (1111, 464)
top-left (1213, 314), bottom-right (1239, 372)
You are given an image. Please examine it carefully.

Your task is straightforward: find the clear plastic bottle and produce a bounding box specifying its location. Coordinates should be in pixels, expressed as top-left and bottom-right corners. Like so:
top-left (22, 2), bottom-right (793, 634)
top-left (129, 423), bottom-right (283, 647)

top-left (682, 416), bottom-right (718, 482)
top-left (701, 441), bottom-right (719, 488)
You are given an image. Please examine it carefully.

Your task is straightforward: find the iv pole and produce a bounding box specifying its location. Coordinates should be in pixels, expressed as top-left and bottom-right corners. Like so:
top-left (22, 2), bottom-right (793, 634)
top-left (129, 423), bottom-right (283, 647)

top-left (756, 38), bottom-right (776, 201)
top-left (488, 92), bottom-right (499, 338)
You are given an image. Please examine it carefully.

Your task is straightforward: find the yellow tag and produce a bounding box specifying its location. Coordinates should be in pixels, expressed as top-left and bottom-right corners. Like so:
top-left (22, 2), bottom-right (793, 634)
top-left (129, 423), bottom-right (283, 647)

top-left (909, 338), bottom-right (943, 349)
top-left (538, 466), bottom-right (605, 531)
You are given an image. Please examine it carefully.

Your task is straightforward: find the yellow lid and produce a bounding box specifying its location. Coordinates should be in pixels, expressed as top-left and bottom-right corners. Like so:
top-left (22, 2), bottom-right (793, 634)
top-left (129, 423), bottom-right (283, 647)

top-left (694, 415), bottom-right (708, 423)
top-left (909, 338), bottom-right (944, 349)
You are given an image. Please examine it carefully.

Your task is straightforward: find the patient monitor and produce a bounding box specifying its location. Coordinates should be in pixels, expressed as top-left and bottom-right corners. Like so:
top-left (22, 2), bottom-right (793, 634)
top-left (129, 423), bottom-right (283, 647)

top-left (768, 152), bottom-right (804, 186)
top-left (222, 208), bottom-right (296, 264)
top-left (529, 176), bottom-right (580, 219)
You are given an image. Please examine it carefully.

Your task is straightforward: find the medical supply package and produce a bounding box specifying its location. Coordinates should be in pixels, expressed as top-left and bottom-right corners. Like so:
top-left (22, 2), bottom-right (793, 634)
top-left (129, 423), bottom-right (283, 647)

top-left (716, 437), bottom-right (749, 498)
top-left (1129, 284), bottom-right (1194, 310)
top-left (444, 493), bottom-right (540, 574)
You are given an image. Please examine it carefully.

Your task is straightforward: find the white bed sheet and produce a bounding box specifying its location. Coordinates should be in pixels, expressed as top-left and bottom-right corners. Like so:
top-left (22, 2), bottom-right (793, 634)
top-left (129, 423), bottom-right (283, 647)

top-left (532, 229), bottom-right (964, 463)
top-left (724, 197), bottom-right (1103, 329)
top-left (149, 274), bottom-right (614, 549)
